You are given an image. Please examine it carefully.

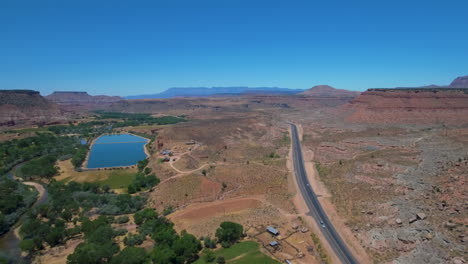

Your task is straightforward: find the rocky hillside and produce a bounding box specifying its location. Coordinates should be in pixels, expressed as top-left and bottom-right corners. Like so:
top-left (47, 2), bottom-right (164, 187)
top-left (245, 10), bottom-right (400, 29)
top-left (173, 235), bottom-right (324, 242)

top-left (300, 85), bottom-right (360, 98)
top-left (448, 75), bottom-right (468, 88)
top-left (46, 91), bottom-right (122, 108)
top-left (344, 88), bottom-right (468, 125)
top-left (0, 90), bottom-right (67, 127)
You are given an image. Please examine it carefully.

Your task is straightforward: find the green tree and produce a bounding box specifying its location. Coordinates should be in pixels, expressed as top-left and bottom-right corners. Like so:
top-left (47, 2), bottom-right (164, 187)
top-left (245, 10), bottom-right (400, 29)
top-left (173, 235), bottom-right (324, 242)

top-left (111, 246), bottom-right (148, 264)
top-left (204, 249), bottom-right (215, 262)
top-left (134, 208), bottom-right (158, 225)
top-left (144, 167), bottom-right (152, 175)
top-left (151, 245), bottom-right (176, 264)
top-left (127, 184), bottom-right (137, 194)
top-left (172, 230), bottom-right (202, 263)
top-left (124, 233), bottom-right (145, 246)
top-left (216, 256), bottom-right (226, 264)
top-left (215, 222), bottom-right (243, 248)
top-left (45, 227), bottom-right (65, 247)
top-left (67, 242), bottom-right (118, 264)
top-left (19, 239), bottom-right (35, 254)
top-left (137, 159), bottom-right (149, 171)
top-left (204, 237), bottom-right (216, 248)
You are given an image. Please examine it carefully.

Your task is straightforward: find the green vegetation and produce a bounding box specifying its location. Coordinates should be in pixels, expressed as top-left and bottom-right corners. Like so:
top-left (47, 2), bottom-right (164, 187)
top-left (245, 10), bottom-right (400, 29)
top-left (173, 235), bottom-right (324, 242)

top-left (0, 178), bottom-right (37, 235)
top-left (195, 241), bottom-right (280, 264)
top-left (215, 221), bottom-right (244, 248)
top-left (315, 162), bottom-right (328, 177)
top-left (127, 158), bottom-right (160, 194)
top-left (124, 208), bottom-right (202, 264)
top-left (311, 233), bottom-right (330, 264)
top-left (266, 152), bottom-right (280, 159)
top-left (48, 121), bottom-right (111, 137)
top-left (275, 132), bottom-right (290, 147)
top-left (19, 181), bottom-right (146, 255)
top-left (71, 145), bottom-right (88, 168)
top-left (5, 126), bottom-right (51, 134)
top-left (0, 111), bottom-right (190, 260)
top-left (0, 133), bottom-right (83, 175)
top-left (95, 111), bottom-right (185, 128)
top-left (99, 170), bottom-right (138, 189)
top-left (127, 173), bottom-right (159, 194)
top-left (137, 158), bottom-right (149, 171)
top-left (19, 155), bottom-right (58, 179)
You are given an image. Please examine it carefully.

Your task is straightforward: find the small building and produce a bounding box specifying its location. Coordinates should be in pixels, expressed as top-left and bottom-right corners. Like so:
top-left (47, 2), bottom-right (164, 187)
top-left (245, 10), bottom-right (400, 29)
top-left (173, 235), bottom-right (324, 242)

top-left (285, 260), bottom-right (293, 264)
top-left (267, 226), bottom-right (279, 236)
top-left (161, 150), bottom-right (172, 155)
top-left (269, 241), bottom-right (279, 247)
top-left (162, 157), bottom-right (170, 162)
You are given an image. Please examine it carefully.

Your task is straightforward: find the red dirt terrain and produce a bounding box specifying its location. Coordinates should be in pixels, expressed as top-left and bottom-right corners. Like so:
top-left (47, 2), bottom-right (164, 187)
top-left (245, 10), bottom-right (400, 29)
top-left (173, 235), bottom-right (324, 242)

top-left (247, 85), bottom-right (359, 109)
top-left (46, 91), bottom-right (123, 110)
top-left (344, 88), bottom-right (468, 125)
top-left (0, 90), bottom-right (67, 127)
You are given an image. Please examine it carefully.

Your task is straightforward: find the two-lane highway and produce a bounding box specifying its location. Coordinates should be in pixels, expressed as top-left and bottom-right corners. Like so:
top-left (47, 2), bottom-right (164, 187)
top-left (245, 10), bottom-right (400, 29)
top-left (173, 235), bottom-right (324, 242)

top-left (290, 124), bottom-right (358, 264)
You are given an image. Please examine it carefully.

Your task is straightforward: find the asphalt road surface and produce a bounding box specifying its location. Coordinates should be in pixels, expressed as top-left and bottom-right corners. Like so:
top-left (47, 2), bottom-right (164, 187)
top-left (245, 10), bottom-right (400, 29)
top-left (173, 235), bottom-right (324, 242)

top-left (290, 123), bottom-right (358, 264)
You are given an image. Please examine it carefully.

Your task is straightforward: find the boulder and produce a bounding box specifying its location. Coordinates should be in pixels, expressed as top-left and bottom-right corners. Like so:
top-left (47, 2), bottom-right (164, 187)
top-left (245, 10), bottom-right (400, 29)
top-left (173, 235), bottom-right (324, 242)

top-left (409, 216), bottom-right (418, 224)
top-left (416, 213), bottom-right (427, 220)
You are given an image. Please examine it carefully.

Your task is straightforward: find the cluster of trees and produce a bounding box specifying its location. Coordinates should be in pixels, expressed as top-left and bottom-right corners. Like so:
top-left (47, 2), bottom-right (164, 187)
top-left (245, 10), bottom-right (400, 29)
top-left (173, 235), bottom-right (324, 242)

top-left (95, 112), bottom-right (185, 127)
top-left (71, 145), bottom-right (88, 168)
top-left (126, 208), bottom-right (202, 264)
top-left (215, 222), bottom-right (244, 248)
top-left (127, 173), bottom-right (159, 194)
top-left (67, 216), bottom-right (128, 264)
top-left (19, 186), bottom-right (246, 264)
top-left (0, 133), bottom-right (83, 175)
top-left (19, 181), bottom-right (146, 255)
top-left (66, 208), bottom-right (203, 264)
top-left (128, 159), bottom-right (160, 194)
top-left (19, 154), bottom-right (58, 179)
top-left (0, 179), bottom-right (37, 235)
top-left (48, 121), bottom-right (111, 137)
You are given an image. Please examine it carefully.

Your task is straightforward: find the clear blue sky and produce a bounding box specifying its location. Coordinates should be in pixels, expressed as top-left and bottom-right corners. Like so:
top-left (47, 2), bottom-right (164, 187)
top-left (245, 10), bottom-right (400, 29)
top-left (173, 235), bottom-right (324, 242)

top-left (1, 0), bottom-right (467, 96)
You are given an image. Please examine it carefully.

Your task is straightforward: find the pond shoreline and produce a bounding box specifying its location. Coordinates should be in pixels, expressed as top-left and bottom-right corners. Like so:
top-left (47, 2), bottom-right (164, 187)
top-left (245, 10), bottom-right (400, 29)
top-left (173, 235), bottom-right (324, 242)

top-left (81, 133), bottom-right (150, 170)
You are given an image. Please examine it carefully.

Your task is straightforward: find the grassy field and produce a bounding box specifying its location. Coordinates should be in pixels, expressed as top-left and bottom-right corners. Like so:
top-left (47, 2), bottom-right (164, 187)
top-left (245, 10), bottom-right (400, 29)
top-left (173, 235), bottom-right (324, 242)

top-left (98, 170), bottom-right (136, 189)
top-left (194, 241), bottom-right (280, 264)
top-left (56, 159), bottom-right (137, 191)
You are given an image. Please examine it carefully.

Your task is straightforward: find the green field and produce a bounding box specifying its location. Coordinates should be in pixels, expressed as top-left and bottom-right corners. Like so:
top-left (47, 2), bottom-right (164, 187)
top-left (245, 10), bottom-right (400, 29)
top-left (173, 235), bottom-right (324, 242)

top-left (195, 241), bottom-right (280, 264)
top-left (98, 170), bottom-right (137, 189)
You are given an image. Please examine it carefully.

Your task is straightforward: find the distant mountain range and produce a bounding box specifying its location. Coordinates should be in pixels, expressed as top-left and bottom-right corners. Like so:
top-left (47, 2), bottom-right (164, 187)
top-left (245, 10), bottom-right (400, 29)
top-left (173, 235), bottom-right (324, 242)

top-left (124, 87), bottom-right (305, 99)
top-left (395, 75), bottom-right (468, 89)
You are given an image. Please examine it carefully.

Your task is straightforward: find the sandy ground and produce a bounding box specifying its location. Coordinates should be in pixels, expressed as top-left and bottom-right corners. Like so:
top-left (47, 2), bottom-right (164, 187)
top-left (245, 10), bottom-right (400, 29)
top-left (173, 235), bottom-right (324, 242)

top-left (35, 238), bottom-right (83, 264)
top-left (293, 124), bottom-right (371, 264)
top-left (169, 197), bottom-right (263, 224)
top-left (23, 181), bottom-right (45, 205)
top-left (12, 182), bottom-right (46, 239)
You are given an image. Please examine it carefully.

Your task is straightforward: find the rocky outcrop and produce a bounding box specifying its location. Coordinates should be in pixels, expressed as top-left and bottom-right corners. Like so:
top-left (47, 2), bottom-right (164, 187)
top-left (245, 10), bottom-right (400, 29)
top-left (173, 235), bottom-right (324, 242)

top-left (344, 88), bottom-right (468, 125)
top-left (448, 75), bottom-right (468, 88)
top-left (299, 85), bottom-right (360, 98)
top-left (46, 91), bottom-right (122, 106)
top-left (0, 90), bottom-right (67, 127)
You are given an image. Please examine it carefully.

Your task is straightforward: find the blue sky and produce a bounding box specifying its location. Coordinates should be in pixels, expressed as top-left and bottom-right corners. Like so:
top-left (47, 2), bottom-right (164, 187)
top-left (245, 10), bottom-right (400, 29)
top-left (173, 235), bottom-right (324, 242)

top-left (1, 0), bottom-right (467, 96)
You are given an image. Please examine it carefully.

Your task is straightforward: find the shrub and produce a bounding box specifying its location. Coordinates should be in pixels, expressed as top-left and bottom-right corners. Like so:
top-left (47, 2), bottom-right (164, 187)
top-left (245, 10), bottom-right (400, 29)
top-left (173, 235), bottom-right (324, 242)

top-left (115, 216), bottom-right (130, 224)
top-left (215, 222), bottom-right (243, 248)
